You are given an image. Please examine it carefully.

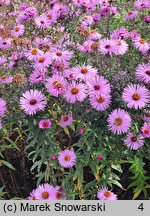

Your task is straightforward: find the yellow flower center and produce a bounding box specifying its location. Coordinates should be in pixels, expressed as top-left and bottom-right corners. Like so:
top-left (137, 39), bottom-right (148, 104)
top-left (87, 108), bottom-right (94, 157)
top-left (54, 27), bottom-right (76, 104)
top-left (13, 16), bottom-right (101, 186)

top-left (104, 191), bottom-right (111, 198)
top-left (38, 57), bottom-right (45, 63)
top-left (81, 67), bottom-right (88, 74)
top-left (71, 87), bottom-right (79, 95)
top-left (114, 118), bottom-right (123, 126)
top-left (139, 39), bottom-right (145, 44)
top-left (63, 116), bottom-right (69, 121)
top-left (31, 49), bottom-right (38, 55)
top-left (42, 192), bottom-right (49, 199)
top-left (132, 93), bottom-right (140, 101)
top-left (64, 156), bottom-right (71, 162)
top-left (96, 96), bottom-right (105, 103)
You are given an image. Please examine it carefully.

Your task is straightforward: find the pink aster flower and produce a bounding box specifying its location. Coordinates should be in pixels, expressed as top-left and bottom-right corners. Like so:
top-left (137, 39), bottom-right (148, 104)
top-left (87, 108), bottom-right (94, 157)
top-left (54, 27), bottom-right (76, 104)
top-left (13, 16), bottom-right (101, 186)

top-left (39, 119), bottom-right (51, 129)
top-left (0, 75), bottom-right (13, 84)
top-left (29, 69), bottom-right (46, 84)
top-left (20, 89), bottom-right (47, 115)
top-left (134, 0), bottom-right (150, 10)
top-left (77, 40), bottom-right (94, 53)
top-left (99, 39), bottom-right (115, 55)
top-left (135, 63), bottom-right (150, 84)
top-left (122, 84), bottom-right (150, 110)
top-left (35, 15), bottom-right (51, 29)
top-left (58, 149), bottom-right (76, 168)
top-left (59, 114), bottom-right (73, 128)
top-left (63, 69), bottom-right (78, 81)
top-left (73, 65), bottom-right (98, 82)
top-left (28, 189), bottom-right (38, 200)
top-left (124, 133), bottom-right (144, 150)
top-left (50, 48), bottom-right (73, 63)
top-left (144, 16), bottom-right (150, 23)
top-left (64, 81), bottom-right (87, 104)
top-left (34, 183), bottom-right (57, 200)
top-left (111, 27), bottom-right (129, 40)
top-left (34, 52), bottom-right (51, 69)
top-left (87, 75), bottom-right (111, 97)
top-left (133, 38), bottom-right (149, 54)
top-left (107, 109), bottom-right (131, 135)
top-left (46, 9), bottom-right (57, 25)
top-left (124, 11), bottom-right (138, 20)
top-left (0, 56), bottom-right (6, 66)
top-left (88, 29), bottom-right (102, 41)
top-left (0, 37), bottom-right (11, 50)
top-left (97, 188), bottom-right (117, 200)
top-left (143, 110), bottom-right (150, 122)
top-left (129, 30), bottom-right (141, 41)
top-left (45, 75), bottom-right (66, 97)
top-left (90, 93), bottom-right (111, 111)
top-left (141, 123), bottom-right (150, 138)
top-left (11, 25), bottom-right (25, 37)
top-left (0, 98), bottom-right (7, 117)
top-left (113, 39), bottom-right (129, 55)
top-left (25, 48), bottom-right (43, 60)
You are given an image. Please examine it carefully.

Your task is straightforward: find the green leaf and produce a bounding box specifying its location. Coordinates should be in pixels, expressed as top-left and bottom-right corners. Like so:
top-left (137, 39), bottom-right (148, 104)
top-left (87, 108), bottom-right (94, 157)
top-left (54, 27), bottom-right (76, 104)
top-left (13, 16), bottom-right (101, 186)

top-left (0, 160), bottom-right (16, 170)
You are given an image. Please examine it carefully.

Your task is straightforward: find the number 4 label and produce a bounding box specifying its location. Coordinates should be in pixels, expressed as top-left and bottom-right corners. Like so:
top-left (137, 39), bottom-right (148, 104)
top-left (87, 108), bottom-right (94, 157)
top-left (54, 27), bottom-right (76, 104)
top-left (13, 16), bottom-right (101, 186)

top-left (138, 203), bottom-right (144, 211)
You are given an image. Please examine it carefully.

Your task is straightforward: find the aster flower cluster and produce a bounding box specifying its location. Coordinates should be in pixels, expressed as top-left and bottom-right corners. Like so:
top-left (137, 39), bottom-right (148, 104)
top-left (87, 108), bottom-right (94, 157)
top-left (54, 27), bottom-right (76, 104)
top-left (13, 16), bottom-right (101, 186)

top-left (0, 0), bottom-right (150, 200)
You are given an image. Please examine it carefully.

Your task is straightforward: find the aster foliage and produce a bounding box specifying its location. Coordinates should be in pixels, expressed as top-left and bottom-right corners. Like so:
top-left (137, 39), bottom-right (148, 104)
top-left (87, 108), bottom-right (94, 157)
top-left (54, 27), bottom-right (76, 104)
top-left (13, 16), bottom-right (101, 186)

top-left (0, 0), bottom-right (150, 200)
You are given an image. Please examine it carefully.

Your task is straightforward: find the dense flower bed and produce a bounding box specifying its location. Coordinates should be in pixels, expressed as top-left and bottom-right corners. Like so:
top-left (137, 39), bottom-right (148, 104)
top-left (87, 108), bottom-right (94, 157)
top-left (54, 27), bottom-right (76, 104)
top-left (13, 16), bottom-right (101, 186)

top-left (0, 0), bottom-right (150, 200)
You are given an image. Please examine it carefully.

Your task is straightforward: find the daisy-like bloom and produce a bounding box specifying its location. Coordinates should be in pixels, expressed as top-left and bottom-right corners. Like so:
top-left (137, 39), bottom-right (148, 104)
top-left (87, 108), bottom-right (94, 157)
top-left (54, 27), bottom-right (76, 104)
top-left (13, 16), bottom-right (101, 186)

top-left (59, 114), bottom-right (73, 128)
top-left (11, 25), bottom-right (25, 37)
top-left (122, 84), bottom-right (150, 110)
top-left (39, 119), bottom-right (52, 129)
top-left (63, 69), bottom-right (78, 81)
top-left (77, 40), bottom-right (94, 53)
top-left (133, 38), bottom-right (149, 54)
top-left (0, 75), bottom-right (13, 84)
top-left (28, 189), bottom-right (38, 200)
top-left (34, 52), bottom-right (51, 69)
top-left (34, 183), bottom-right (57, 200)
top-left (88, 29), bottom-right (102, 41)
top-left (124, 11), bottom-right (138, 20)
top-left (129, 30), bottom-right (141, 41)
top-left (46, 9), bottom-right (57, 25)
top-left (99, 39), bottom-right (115, 56)
top-left (113, 39), bottom-right (129, 55)
top-left (141, 123), bottom-right (150, 138)
top-left (0, 37), bottom-right (11, 50)
top-left (58, 149), bottom-right (76, 168)
top-left (134, 0), bottom-right (150, 10)
top-left (25, 48), bottom-right (43, 60)
top-left (111, 27), bottom-right (129, 40)
top-left (0, 98), bottom-right (7, 117)
top-left (73, 65), bottom-right (98, 82)
top-left (50, 48), bottom-right (73, 63)
top-left (143, 110), bottom-right (150, 122)
top-left (64, 81), bottom-right (87, 104)
top-left (87, 75), bottom-right (111, 97)
top-left (124, 133), bottom-right (144, 150)
top-left (97, 188), bottom-right (117, 200)
top-left (35, 15), bottom-right (51, 29)
top-left (20, 89), bottom-right (47, 115)
top-left (144, 16), bottom-right (150, 23)
top-left (45, 75), bottom-right (66, 97)
top-left (107, 109), bottom-right (131, 135)
top-left (0, 56), bottom-right (6, 66)
top-left (29, 69), bottom-right (46, 84)
top-left (90, 93), bottom-right (111, 111)
top-left (135, 63), bottom-right (150, 84)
